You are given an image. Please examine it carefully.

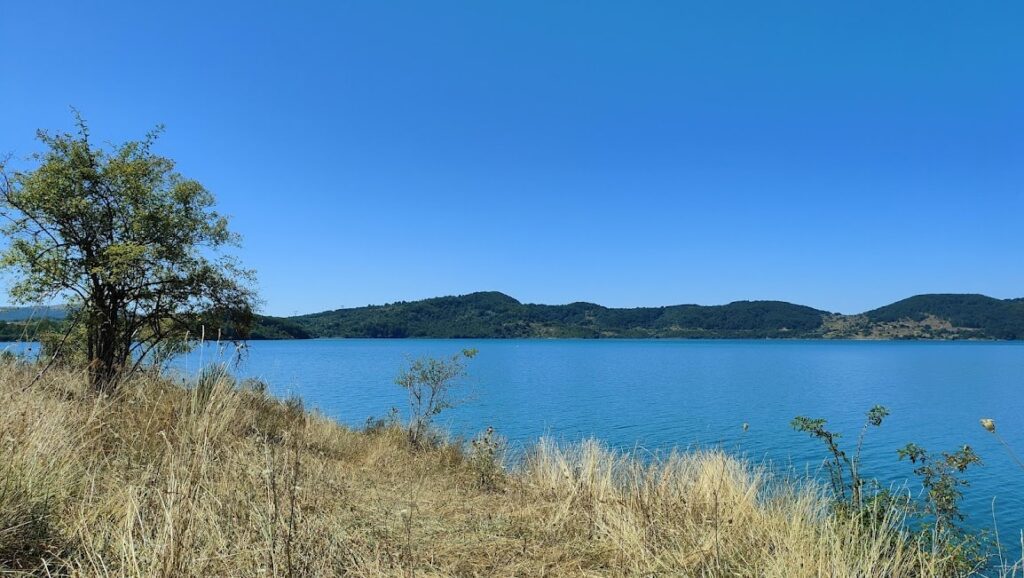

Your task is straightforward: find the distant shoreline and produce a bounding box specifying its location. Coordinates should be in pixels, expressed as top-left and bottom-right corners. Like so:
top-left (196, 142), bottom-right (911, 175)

top-left (250, 291), bottom-right (1024, 341)
top-left (4, 292), bottom-right (1023, 341)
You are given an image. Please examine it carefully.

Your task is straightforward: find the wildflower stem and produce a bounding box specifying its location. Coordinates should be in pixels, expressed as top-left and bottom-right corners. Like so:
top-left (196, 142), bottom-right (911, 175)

top-left (994, 432), bottom-right (1024, 472)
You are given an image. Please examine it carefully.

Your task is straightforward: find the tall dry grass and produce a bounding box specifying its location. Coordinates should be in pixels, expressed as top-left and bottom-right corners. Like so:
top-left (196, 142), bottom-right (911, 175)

top-left (0, 361), bottom-right (1013, 576)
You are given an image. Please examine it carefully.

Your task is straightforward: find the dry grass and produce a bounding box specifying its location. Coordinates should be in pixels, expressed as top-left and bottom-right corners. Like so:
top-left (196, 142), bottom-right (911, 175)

top-left (0, 361), bottom-right (1003, 576)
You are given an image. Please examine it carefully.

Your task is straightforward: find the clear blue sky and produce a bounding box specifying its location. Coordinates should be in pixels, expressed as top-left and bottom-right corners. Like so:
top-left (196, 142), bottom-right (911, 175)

top-left (2, 1), bottom-right (1022, 315)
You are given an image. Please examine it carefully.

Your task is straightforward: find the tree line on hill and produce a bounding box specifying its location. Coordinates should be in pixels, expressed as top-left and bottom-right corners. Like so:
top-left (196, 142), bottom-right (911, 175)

top-left (6, 291), bottom-right (1023, 342)
top-left (246, 291), bottom-right (1024, 340)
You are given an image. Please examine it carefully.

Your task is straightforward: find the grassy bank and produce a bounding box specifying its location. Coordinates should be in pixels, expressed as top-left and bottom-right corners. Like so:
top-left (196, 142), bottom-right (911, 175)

top-left (0, 362), bottom-right (1011, 576)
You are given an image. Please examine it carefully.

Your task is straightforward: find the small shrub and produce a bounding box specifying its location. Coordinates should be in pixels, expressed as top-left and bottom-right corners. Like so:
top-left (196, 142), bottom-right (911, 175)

top-left (468, 426), bottom-right (505, 491)
top-left (364, 407), bottom-right (401, 434)
top-left (395, 348), bottom-right (477, 449)
top-left (897, 443), bottom-right (987, 573)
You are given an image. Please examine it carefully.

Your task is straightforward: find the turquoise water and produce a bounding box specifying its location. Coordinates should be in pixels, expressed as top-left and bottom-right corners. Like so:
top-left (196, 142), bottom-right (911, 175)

top-left (9, 338), bottom-right (1024, 550)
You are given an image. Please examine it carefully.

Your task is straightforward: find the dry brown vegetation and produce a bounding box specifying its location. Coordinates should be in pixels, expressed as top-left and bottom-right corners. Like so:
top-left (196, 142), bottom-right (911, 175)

top-left (820, 313), bottom-right (977, 340)
top-left (0, 361), bottom-right (1007, 577)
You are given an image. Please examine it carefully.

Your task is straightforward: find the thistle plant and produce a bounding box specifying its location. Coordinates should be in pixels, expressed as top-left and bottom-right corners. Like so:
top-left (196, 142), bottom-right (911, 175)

top-left (791, 405), bottom-right (889, 508)
top-left (469, 426), bottom-right (505, 491)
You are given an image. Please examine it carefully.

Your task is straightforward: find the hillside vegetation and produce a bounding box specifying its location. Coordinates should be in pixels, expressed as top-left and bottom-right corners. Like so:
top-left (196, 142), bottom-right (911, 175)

top-left (0, 319), bottom-right (63, 341)
top-left (263, 292), bottom-right (1024, 340)
top-left (287, 292), bottom-right (826, 339)
top-left (0, 362), bottom-right (971, 576)
top-left (7, 292), bottom-right (1024, 342)
top-left (863, 294), bottom-right (1024, 340)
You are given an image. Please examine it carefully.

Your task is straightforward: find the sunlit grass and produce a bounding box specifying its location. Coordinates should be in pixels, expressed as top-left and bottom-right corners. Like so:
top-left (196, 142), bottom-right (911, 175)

top-left (0, 361), bottom-right (1018, 576)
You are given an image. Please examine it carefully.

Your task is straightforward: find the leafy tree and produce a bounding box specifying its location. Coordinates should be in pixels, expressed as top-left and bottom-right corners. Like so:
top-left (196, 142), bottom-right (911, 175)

top-left (0, 115), bottom-right (256, 389)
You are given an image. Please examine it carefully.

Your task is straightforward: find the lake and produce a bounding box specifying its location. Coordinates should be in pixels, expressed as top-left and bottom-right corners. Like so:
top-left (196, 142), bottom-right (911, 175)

top-left (10, 338), bottom-right (1024, 550)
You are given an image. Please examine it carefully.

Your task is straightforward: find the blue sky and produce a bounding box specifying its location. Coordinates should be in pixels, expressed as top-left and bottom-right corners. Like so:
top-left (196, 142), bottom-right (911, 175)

top-left (2, 1), bottom-right (1022, 315)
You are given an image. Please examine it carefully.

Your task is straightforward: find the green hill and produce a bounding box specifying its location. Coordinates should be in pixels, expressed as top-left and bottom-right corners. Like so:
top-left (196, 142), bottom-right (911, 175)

top-left (275, 291), bottom-right (1024, 340)
top-left (247, 316), bottom-right (314, 340)
top-left (0, 319), bottom-right (64, 341)
top-left (287, 291), bottom-right (830, 339)
top-left (7, 293), bottom-right (1024, 341)
top-left (861, 294), bottom-right (1024, 340)
top-left (0, 307), bottom-right (69, 342)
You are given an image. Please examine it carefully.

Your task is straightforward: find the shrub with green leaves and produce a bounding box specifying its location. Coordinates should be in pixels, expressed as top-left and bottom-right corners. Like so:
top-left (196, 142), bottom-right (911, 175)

top-left (395, 348), bottom-right (477, 448)
top-left (897, 443), bottom-right (986, 573)
top-left (793, 406), bottom-right (990, 573)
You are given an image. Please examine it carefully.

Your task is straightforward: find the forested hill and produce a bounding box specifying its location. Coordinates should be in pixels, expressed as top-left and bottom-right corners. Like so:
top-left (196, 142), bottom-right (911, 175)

top-left (5, 293), bottom-right (1022, 341)
top-left (255, 291), bottom-right (1024, 340)
top-left (283, 292), bottom-right (829, 339)
top-left (859, 294), bottom-right (1024, 340)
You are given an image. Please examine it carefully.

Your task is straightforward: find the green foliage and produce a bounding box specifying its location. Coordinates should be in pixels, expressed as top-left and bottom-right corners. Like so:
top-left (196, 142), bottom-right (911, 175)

top-left (194, 364), bottom-right (234, 411)
top-left (38, 323), bottom-right (88, 368)
top-left (793, 407), bottom-right (989, 573)
top-left (395, 348), bottom-right (477, 448)
top-left (0, 114), bottom-right (256, 388)
top-left (897, 443), bottom-right (982, 529)
top-left (0, 319), bottom-right (63, 342)
top-left (791, 405), bottom-right (888, 508)
top-left (247, 316), bottom-right (312, 340)
top-left (896, 443), bottom-right (987, 574)
top-left (865, 405), bottom-right (889, 426)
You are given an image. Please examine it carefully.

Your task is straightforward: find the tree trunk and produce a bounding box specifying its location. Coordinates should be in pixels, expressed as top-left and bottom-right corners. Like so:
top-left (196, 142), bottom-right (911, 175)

top-left (88, 307), bottom-right (124, 392)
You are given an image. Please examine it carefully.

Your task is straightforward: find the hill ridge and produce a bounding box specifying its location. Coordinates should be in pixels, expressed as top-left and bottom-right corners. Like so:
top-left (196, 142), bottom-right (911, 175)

top-left (5, 293), bottom-right (1022, 341)
top-left (255, 291), bottom-right (1024, 340)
